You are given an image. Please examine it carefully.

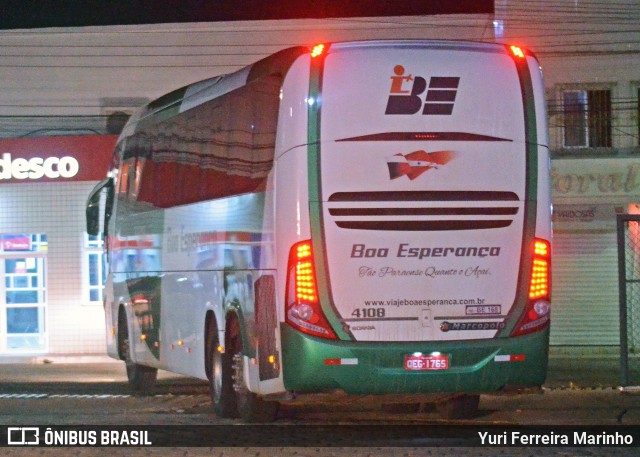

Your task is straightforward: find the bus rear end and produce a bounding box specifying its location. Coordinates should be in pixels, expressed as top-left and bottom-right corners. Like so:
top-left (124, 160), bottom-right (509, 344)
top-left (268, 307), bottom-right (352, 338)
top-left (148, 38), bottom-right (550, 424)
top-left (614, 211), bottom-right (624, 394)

top-left (281, 41), bottom-right (551, 394)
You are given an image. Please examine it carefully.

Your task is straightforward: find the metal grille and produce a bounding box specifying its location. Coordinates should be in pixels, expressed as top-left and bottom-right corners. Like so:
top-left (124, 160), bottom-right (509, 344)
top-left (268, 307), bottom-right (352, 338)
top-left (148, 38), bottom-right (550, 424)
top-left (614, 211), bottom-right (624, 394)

top-left (587, 89), bottom-right (612, 148)
top-left (617, 214), bottom-right (640, 386)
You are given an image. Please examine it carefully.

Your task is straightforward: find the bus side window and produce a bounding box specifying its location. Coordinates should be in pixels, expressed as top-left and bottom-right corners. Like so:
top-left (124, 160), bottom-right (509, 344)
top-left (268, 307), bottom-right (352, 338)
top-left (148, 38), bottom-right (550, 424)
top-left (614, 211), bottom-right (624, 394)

top-left (110, 143), bottom-right (121, 177)
top-left (130, 158), bottom-right (143, 199)
top-left (127, 159), bottom-right (137, 198)
top-left (118, 161), bottom-right (130, 195)
top-left (110, 143), bottom-right (126, 197)
top-left (103, 179), bottom-right (114, 251)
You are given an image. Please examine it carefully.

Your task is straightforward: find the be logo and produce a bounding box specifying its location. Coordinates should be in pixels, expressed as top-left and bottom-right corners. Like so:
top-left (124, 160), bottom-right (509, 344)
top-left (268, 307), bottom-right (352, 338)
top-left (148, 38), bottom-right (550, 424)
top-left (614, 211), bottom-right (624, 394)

top-left (385, 65), bottom-right (460, 116)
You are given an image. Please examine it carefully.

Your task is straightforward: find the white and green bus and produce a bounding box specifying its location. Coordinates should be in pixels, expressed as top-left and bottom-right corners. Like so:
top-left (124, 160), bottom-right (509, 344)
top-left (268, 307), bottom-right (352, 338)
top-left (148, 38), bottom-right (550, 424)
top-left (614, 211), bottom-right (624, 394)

top-left (87, 40), bottom-right (551, 421)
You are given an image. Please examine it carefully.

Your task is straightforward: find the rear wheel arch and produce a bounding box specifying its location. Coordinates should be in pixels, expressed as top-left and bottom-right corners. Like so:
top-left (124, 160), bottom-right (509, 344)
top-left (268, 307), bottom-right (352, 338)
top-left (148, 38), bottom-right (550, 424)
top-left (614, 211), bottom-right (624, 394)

top-left (204, 310), bottom-right (221, 380)
top-left (117, 303), bottom-right (157, 392)
top-left (225, 310), bottom-right (278, 422)
top-left (208, 309), bottom-right (239, 418)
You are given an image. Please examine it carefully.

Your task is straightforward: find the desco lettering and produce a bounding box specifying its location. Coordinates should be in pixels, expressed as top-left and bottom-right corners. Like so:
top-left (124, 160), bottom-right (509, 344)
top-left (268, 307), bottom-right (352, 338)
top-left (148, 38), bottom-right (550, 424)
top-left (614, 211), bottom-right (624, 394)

top-left (0, 153), bottom-right (80, 180)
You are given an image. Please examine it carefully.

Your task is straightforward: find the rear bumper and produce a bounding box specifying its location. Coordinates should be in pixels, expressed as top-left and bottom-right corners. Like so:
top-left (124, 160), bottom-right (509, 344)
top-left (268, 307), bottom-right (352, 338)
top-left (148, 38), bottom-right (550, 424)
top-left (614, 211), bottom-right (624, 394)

top-left (281, 324), bottom-right (549, 394)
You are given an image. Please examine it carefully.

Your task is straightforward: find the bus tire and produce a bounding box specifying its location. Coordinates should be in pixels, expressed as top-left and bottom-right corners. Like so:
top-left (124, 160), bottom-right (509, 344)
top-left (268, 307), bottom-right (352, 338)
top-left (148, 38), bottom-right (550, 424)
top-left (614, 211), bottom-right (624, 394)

top-left (118, 309), bottom-right (157, 393)
top-left (230, 333), bottom-right (278, 423)
top-left (435, 394), bottom-right (480, 420)
top-left (209, 326), bottom-right (238, 418)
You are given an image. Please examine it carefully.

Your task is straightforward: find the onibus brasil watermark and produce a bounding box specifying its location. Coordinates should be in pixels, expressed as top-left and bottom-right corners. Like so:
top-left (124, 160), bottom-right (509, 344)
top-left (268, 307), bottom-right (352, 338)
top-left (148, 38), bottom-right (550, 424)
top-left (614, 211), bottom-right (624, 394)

top-left (7, 427), bottom-right (152, 446)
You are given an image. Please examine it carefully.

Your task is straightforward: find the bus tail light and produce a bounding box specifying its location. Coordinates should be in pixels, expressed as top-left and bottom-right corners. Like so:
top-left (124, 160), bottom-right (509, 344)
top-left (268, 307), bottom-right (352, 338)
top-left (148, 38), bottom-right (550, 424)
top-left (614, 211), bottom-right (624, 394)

top-left (509, 45), bottom-right (526, 59)
top-left (310, 44), bottom-right (325, 58)
top-left (285, 240), bottom-right (337, 339)
top-left (511, 238), bottom-right (551, 337)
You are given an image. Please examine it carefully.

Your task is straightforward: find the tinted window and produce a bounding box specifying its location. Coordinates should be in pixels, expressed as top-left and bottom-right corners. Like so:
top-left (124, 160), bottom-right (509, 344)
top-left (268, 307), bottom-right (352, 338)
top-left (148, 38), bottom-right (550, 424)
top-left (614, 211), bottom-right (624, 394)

top-left (124, 75), bottom-right (281, 209)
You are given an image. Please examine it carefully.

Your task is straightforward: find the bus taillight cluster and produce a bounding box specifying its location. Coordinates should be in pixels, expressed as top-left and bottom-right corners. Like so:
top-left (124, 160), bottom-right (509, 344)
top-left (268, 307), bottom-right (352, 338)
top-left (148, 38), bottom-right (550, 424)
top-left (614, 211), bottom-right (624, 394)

top-left (511, 238), bottom-right (551, 337)
top-left (285, 240), bottom-right (337, 339)
top-left (529, 240), bottom-right (550, 299)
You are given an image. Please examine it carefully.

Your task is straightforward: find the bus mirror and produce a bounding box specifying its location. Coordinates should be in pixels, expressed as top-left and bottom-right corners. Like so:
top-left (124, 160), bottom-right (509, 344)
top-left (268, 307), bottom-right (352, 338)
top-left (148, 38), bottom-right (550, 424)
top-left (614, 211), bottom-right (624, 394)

top-left (86, 177), bottom-right (113, 236)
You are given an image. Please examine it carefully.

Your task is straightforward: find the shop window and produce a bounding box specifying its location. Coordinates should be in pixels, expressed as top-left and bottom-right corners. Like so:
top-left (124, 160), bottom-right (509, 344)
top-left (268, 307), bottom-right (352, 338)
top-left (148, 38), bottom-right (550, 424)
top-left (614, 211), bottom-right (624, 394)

top-left (85, 233), bottom-right (106, 304)
top-left (562, 89), bottom-right (612, 148)
top-left (7, 307), bottom-right (39, 333)
top-left (1, 234), bottom-right (48, 352)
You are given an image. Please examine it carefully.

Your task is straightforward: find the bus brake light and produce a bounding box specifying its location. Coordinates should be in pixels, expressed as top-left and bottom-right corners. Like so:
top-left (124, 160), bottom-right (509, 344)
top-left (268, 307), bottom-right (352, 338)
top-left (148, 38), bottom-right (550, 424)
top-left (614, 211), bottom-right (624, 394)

top-left (510, 45), bottom-right (526, 59)
top-left (310, 44), bottom-right (325, 58)
top-left (285, 240), bottom-right (337, 339)
top-left (529, 240), bottom-right (550, 299)
top-left (511, 238), bottom-right (551, 337)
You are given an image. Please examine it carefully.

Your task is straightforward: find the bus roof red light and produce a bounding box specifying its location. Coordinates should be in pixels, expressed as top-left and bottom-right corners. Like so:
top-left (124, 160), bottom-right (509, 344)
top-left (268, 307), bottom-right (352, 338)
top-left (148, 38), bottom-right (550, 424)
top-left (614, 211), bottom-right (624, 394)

top-left (311, 44), bottom-right (325, 58)
top-left (510, 45), bottom-right (526, 59)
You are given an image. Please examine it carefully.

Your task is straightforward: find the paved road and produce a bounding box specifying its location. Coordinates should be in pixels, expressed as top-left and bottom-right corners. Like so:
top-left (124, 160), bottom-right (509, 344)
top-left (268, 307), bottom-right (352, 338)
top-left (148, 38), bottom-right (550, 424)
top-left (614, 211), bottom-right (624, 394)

top-left (0, 357), bottom-right (638, 425)
top-left (0, 356), bottom-right (638, 456)
top-left (0, 385), bottom-right (637, 425)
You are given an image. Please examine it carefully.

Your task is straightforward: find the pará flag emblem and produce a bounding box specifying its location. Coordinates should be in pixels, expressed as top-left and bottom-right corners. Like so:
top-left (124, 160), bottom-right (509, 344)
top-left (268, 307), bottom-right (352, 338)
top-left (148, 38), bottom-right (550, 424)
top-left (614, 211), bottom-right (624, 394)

top-left (387, 150), bottom-right (454, 180)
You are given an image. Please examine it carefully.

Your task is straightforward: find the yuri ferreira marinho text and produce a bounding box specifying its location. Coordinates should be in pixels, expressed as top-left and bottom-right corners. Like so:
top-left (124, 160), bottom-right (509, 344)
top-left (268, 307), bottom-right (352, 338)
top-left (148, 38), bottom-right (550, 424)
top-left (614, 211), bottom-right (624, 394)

top-left (478, 431), bottom-right (634, 446)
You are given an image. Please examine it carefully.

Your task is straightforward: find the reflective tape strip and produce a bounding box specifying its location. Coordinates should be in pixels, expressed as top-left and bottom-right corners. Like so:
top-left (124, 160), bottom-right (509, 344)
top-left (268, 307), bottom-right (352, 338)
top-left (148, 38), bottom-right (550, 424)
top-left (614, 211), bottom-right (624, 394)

top-left (0, 394), bottom-right (131, 399)
top-left (494, 354), bottom-right (526, 362)
top-left (324, 358), bottom-right (359, 366)
top-left (0, 394), bottom-right (47, 399)
top-left (0, 393), bottom-right (198, 399)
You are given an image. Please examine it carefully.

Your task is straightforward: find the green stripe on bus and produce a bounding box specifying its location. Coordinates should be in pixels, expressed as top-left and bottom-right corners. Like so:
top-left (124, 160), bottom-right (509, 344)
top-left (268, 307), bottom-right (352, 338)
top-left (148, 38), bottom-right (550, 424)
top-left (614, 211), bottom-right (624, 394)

top-left (497, 54), bottom-right (539, 337)
top-left (307, 51), bottom-right (353, 341)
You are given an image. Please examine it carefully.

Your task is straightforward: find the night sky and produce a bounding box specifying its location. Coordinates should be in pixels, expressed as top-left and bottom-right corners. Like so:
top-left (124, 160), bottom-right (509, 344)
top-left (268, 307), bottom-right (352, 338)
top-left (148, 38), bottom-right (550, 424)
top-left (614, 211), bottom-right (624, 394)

top-left (0, 0), bottom-right (494, 29)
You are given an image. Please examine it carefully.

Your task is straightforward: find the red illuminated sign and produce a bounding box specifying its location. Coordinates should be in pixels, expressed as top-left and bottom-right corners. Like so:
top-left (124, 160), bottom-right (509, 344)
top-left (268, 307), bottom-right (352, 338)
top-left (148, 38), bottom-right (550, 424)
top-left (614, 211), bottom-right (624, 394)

top-left (0, 135), bottom-right (117, 184)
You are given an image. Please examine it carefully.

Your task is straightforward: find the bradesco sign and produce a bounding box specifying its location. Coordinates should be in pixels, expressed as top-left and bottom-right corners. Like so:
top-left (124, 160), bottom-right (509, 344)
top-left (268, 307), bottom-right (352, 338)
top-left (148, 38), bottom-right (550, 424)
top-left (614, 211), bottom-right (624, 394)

top-left (0, 135), bottom-right (117, 183)
top-left (0, 153), bottom-right (79, 180)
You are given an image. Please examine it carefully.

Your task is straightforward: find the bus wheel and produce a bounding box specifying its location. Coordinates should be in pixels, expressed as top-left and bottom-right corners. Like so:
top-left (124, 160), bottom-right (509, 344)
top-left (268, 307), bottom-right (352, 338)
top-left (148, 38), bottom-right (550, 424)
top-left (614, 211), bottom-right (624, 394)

top-left (231, 337), bottom-right (278, 423)
top-left (435, 394), bottom-right (480, 420)
top-left (209, 328), bottom-right (238, 417)
top-left (118, 310), bottom-right (157, 392)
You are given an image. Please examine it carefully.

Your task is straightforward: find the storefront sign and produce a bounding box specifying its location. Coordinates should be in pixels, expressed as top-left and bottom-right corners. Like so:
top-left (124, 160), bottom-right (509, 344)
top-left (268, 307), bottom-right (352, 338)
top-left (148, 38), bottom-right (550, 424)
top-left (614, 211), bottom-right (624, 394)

top-left (552, 158), bottom-right (640, 198)
top-left (1, 235), bottom-right (32, 251)
top-left (0, 135), bottom-right (117, 183)
top-left (552, 204), bottom-right (621, 232)
top-left (0, 153), bottom-right (79, 180)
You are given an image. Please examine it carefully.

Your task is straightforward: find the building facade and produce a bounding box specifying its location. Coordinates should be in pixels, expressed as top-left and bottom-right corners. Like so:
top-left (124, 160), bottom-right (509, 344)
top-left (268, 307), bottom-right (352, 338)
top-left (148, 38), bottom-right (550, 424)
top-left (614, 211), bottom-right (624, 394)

top-left (0, 1), bottom-right (638, 356)
top-left (0, 135), bottom-right (115, 355)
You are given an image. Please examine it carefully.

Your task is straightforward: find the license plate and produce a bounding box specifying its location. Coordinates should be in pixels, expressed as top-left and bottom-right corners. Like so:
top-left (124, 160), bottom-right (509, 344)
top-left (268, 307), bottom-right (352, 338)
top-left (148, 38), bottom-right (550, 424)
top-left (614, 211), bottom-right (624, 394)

top-left (466, 305), bottom-right (501, 315)
top-left (404, 354), bottom-right (449, 371)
